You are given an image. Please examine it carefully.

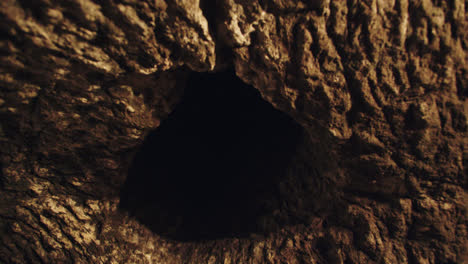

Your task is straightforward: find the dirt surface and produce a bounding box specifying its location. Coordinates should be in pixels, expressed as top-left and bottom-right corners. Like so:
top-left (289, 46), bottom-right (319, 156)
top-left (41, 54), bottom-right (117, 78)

top-left (0, 0), bottom-right (467, 263)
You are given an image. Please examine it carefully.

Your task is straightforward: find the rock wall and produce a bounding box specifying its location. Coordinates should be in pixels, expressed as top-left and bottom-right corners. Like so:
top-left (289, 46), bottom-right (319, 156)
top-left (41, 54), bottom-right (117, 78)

top-left (0, 0), bottom-right (467, 263)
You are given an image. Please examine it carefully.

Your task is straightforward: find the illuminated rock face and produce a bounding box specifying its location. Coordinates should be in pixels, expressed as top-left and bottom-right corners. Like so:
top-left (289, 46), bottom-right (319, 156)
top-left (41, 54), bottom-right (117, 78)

top-left (0, 0), bottom-right (467, 263)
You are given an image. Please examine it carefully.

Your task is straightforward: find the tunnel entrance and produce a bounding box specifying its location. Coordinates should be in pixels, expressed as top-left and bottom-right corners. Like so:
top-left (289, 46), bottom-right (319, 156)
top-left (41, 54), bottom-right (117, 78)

top-left (119, 70), bottom-right (305, 241)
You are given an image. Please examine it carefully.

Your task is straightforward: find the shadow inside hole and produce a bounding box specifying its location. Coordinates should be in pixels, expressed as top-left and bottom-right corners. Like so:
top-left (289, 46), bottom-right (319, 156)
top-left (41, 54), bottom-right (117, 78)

top-left (119, 71), bottom-right (305, 241)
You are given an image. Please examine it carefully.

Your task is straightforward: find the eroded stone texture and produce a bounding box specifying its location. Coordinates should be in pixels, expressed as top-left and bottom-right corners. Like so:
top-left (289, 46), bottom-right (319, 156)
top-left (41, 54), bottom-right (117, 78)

top-left (0, 0), bottom-right (467, 263)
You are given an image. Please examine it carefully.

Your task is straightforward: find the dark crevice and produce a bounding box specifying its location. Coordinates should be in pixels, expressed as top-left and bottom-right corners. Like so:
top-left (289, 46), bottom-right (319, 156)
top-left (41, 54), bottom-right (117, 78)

top-left (119, 70), bottom-right (305, 241)
top-left (199, 0), bottom-right (235, 70)
top-left (456, 69), bottom-right (467, 98)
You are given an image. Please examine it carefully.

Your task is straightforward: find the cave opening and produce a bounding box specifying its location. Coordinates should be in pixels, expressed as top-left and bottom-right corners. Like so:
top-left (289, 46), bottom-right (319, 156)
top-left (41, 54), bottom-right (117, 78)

top-left (119, 70), bottom-right (305, 241)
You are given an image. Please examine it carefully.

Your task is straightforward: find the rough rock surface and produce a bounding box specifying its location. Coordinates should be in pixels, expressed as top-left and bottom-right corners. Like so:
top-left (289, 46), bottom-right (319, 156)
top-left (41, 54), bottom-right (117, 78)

top-left (0, 0), bottom-right (467, 263)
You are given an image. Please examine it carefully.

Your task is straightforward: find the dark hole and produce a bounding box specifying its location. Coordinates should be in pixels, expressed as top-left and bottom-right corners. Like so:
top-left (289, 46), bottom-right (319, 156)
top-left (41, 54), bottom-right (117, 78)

top-left (119, 70), bottom-right (304, 241)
